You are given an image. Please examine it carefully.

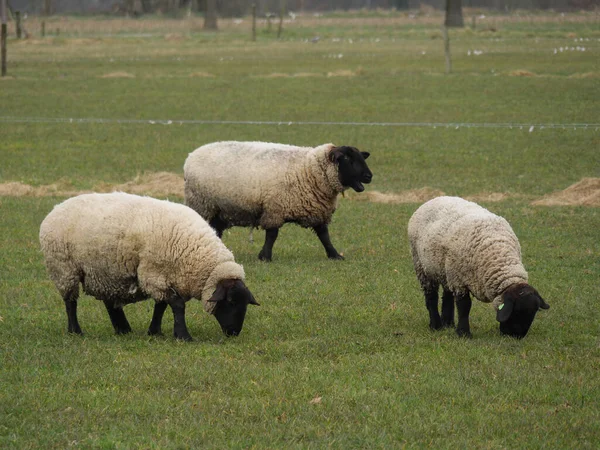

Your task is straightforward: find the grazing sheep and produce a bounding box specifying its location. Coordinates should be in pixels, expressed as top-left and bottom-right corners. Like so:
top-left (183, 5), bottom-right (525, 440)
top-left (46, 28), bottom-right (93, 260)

top-left (39, 192), bottom-right (259, 341)
top-left (408, 196), bottom-right (549, 338)
top-left (184, 141), bottom-right (373, 261)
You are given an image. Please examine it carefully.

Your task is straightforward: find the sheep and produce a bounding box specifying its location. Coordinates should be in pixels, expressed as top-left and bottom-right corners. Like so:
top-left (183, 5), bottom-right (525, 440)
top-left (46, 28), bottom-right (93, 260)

top-left (184, 141), bottom-right (373, 261)
top-left (39, 192), bottom-right (259, 341)
top-left (407, 196), bottom-right (549, 339)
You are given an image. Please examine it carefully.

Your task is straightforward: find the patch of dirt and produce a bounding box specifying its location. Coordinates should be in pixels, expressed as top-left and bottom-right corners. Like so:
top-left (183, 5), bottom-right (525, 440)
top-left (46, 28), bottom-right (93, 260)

top-left (0, 172), bottom-right (184, 198)
top-left (349, 187), bottom-right (444, 204)
top-left (293, 72), bottom-right (322, 77)
top-left (465, 192), bottom-right (511, 202)
top-left (103, 172), bottom-right (184, 197)
top-left (2, 175), bottom-right (598, 208)
top-left (327, 69), bottom-right (357, 77)
top-left (260, 73), bottom-right (292, 78)
top-left (569, 72), bottom-right (600, 79)
top-left (507, 70), bottom-right (537, 77)
top-left (0, 179), bottom-right (89, 197)
top-left (189, 71), bottom-right (214, 78)
top-left (532, 178), bottom-right (600, 207)
top-left (100, 71), bottom-right (135, 78)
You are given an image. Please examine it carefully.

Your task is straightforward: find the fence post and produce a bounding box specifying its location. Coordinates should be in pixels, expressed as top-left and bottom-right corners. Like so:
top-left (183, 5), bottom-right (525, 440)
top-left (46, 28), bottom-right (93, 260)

top-left (1, 0), bottom-right (7, 76)
top-left (41, 20), bottom-right (45, 37)
top-left (15, 10), bottom-right (21, 38)
top-left (251, 3), bottom-right (256, 41)
top-left (277, 0), bottom-right (284, 38)
top-left (442, 25), bottom-right (452, 74)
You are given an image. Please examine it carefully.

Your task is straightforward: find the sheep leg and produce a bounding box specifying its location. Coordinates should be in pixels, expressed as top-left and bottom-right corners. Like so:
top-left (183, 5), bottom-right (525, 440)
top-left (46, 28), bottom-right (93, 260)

top-left (424, 288), bottom-right (443, 330)
top-left (441, 289), bottom-right (455, 328)
top-left (209, 216), bottom-right (228, 239)
top-left (455, 293), bottom-right (473, 338)
top-left (313, 224), bottom-right (344, 260)
top-left (258, 228), bottom-right (279, 262)
top-left (59, 280), bottom-right (83, 334)
top-left (64, 288), bottom-right (83, 335)
top-left (148, 301), bottom-right (168, 336)
top-left (169, 299), bottom-right (193, 341)
top-left (104, 301), bottom-right (132, 334)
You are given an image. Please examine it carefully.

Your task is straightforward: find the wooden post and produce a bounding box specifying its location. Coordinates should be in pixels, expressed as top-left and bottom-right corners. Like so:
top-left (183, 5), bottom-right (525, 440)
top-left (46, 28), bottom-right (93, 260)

top-left (442, 25), bottom-right (452, 74)
top-left (41, 20), bottom-right (45, 37)
top-left (15, 10), bottom-right (21, 39)
top-left (1, 0), bottom-right (7, 76)
top-left (471, 15), bottom-right (476, 30)
top-left (277, 0), bottom-right (284, 38)
top-left (251, 3), bottom-right (256, 41)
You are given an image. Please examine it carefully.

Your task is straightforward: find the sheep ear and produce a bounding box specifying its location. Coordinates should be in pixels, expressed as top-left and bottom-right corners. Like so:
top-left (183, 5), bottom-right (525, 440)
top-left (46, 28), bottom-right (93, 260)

top-left (229, 280), bottom-right (260, 306)
top-left (207, 282), bottom-right (228, 303)
top-left (496, 297), bottom-right (514, 323)
top-left (329, 148), bottom-right (344, 163)
top-left (361, 151), bottom-right (370, 160)
top-left (247, 292), bottom-right (260, 306)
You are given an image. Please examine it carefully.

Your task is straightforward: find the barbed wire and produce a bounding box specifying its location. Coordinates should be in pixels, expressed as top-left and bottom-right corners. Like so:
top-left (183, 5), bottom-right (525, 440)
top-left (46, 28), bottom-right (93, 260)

top-left (1, 116), bottom-right (599, 130)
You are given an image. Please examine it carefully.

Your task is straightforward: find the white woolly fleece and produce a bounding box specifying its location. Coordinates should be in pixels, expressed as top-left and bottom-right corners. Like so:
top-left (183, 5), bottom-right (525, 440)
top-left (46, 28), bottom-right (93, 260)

top-left (39, 192), bottom-right (245, 313)
top-left (408, 196), bottom-right (528, 308)
top-left (183, 141), bottom-right (345, 229)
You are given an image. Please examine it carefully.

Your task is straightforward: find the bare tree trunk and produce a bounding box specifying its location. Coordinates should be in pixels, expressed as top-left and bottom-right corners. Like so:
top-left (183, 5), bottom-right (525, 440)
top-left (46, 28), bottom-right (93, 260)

top-left (204, 0), bottom-right (218, 30)
top-left (43, 0), bottom-right (52, 16)
top-left (445, 0), bottom-right (464, 28)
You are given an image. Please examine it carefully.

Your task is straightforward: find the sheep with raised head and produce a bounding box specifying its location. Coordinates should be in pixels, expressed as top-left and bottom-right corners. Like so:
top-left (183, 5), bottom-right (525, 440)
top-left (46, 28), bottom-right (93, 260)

top-left (408, 196), bottom-right (549, 339)
top-left (39, 192), bottom-right (259, 341)
top-left (184, 141), bottom-right (373, 261)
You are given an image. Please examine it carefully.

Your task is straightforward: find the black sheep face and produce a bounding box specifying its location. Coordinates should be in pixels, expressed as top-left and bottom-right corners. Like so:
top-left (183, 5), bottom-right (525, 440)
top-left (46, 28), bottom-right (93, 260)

top-left (209, 279), bottom-right (259, 336)
top-left (330, 146), bottom-right (373, 192)
top-left (497, 283), bottom-right (549, 339)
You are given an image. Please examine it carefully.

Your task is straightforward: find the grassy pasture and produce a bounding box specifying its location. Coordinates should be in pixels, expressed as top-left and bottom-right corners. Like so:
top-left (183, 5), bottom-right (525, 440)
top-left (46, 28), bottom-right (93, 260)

top-left (1, 11), bottom-right (599, 448)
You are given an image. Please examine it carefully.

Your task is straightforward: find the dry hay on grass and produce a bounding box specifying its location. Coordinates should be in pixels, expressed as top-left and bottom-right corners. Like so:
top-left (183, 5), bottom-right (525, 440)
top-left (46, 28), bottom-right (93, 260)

top-left (0, 179), bottom-right (90, 197)
top-left (95, 172), bottom-right (184, 197)
top-left (569, 72), bottom-right (600, 79)
top-left (507, 70), bottom-right (537, 77)
top-left (465, 192), bottom-right (512, 203)
top-left (189, 72), bottom-right (215, 78)
top-left (100, 72), bottom-right (136, 78)
top-left (2, 175), bottom-right (598, 207)
top-left (0, 172), bottom-right (184, 198)
top-left (349, 187), bottom-right (445, 204)
top-left (327, 69), bottom-right (361, 77)
top-left (532, 178), bottom-right (600, 207)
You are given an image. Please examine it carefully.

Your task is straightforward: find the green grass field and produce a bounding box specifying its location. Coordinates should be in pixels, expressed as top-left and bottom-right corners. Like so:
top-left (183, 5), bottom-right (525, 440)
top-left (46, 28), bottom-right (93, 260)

top-left (1, 10), bottom-right (599, 448)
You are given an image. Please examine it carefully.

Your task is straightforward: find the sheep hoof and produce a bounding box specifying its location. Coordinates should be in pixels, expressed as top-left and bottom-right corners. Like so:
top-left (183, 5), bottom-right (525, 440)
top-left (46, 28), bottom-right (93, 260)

top-left (442, 321), bottom-right (456, 329)
top-left (258, 252), bottom-right (272, 262)
top-left (429, 317), bottom-right (443, 330)
top-left (456, 329), bottom-right (473, 339)
top-left (147, 329), bottom-right (163, 337)
top-left (328, 254), bottom-right (344, 260)
top-left (115, 328), bottom-right (132, 335)
top-left (175, 333), bottom-right (193, 342)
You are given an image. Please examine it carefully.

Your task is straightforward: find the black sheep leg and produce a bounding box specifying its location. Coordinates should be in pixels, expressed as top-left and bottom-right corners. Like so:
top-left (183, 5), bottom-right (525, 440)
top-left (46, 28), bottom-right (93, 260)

top-left (441, 288), bottom-right (455, 328)
top-left (424, 287), bottom-right (443, 330)
top-left (456, 292), bottom-right (473, 338)
top-left (104, 301), bottom-right (132, 334)
top-left (64, 289), bottom-right (83, 335)
top-left (209, 216), bottom-right (228, 239)
top-left (258, 228), bottom-right (279, 262)
top-left (170, 299), bottom-right (192, 341)
top-left (313, 224), bottom-right (343, 260)
top-left (148, 301), bottom-right (168, 336)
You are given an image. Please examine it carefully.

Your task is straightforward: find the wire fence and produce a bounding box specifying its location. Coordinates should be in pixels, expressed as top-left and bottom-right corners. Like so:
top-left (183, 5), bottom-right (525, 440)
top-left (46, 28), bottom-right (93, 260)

top-left (1, 116), bottom-right (599, 130)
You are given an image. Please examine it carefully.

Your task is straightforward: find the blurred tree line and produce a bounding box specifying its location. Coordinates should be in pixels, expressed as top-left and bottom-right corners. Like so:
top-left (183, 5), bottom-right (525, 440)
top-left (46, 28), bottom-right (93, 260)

top-left (10, 0), bottom-right (599, 17)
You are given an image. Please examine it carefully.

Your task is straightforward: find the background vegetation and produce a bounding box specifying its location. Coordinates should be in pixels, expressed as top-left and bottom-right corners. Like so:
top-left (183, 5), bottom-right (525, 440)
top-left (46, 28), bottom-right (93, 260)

top-left (1, 10), bottom-right (599, 448)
